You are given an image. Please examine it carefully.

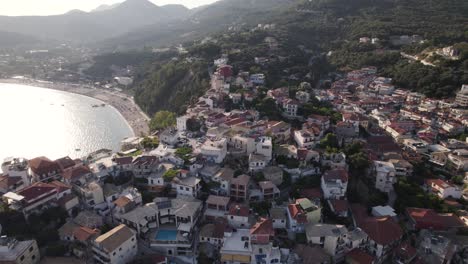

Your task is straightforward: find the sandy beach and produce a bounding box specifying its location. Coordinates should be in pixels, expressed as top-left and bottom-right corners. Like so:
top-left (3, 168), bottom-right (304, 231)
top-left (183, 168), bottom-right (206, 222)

top-left (0, 78), bottom-right (150, 136)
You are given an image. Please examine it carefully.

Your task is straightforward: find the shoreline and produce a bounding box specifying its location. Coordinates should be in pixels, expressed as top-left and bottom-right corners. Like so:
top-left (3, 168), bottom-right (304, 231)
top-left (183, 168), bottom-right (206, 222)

top-left (0, 78), bottom-right (150, 136)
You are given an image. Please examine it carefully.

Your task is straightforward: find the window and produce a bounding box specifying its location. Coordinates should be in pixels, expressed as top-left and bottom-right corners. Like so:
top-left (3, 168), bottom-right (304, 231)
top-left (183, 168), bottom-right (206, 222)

top-left (29, 247), bottom-right (34, 252)
top-left (20, 256), bottom-right (25, 261)
top-left (113, 252), bottom-right (116, 256)
top-left (230, 216), bottom-right (234, 219)
top-left (180, 186), bottom-right (183, 190)
top-left (32, 255), bottom-right (36, 260)
top-left (119, 247), bottom-right (122, 251)
top-left (131, 238), bottom-right (135, 242)
top-left (185, 187), bottom-right (190, 191)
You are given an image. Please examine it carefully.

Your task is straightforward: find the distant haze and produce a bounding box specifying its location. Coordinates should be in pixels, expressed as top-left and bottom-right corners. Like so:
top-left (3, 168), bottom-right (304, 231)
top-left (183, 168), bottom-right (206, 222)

top-left (0, 0), bottom-right (218, 16)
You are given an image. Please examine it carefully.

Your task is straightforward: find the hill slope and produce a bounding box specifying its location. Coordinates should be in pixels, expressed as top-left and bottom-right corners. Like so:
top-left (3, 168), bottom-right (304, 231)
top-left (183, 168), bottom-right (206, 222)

top-left (0, 0), bottom-right (190, 43)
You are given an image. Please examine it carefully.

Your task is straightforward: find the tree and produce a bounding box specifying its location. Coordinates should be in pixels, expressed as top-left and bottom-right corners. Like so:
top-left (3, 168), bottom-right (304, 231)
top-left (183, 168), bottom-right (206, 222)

top-left (149, 111), bottom-right (176, 131)
top-left (163, 169), bottom-right (179, 182)
top-left (141, 136), bottom-right (159, 149)
top-left (320, 133), bottom-right (339, 149)
top-left (175, 147), bottom-right (193, 163)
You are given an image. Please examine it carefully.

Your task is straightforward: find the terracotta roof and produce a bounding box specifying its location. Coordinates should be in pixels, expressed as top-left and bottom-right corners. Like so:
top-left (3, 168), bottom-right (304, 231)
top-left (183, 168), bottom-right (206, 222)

top-left (114, 196), bottom-right (132, 208)
top-left (49, 180), bottom-right (72, 193)
top-left (0, 175), bottom-right (22, 190)
top-left (323, 169), bottom-right (349, 182)
top-left (330, 199), bottom-right (349, 213)
top-left (62, 165), bottom-right (91, 181)
top-left (28, 156), bottom-right (60, 176)
top-left (288, 204), bottom-right (307, 224)
top-left (228, 204), bottom-right (249, 217)
top-left (346, 248), bottom-right (375, 264)
top-left (73, 226), bottom-right (99, 242)
top-left (114, 157), bottom-right (133, 165)
top-left (351, 204), bottom-right (402, 245)
top-left (406, 207), bottom-right (465, 230)
top-left (250, 218), bottom-right (274, 236)
top-left (425, 179), bottom-right (454, 189)
top-left (55, 156), bottom-right (76, 171)
top-left (17, 182), bottom-right (57, 202)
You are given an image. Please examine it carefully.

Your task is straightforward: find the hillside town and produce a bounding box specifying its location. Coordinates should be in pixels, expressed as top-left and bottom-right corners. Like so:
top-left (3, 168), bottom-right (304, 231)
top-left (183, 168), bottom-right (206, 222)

top-left (1, 53), bottom-right (468, 264)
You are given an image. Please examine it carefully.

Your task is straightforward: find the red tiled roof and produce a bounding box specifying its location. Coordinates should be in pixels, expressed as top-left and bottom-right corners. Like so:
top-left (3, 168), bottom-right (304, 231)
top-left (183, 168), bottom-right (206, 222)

top-left (17, 182), bottom-right (57, 203)
top-left (228, 204), bottom-right (249, 217)
top-left (62, 165), bottom-right (91, 181)
top-left (73, 226), bottom-right (99, 242)
top-left (28, 156), bottom-right (60, 175)
top-left (299, 188), bottom-right (323, 200)
top-left (49, 180), bottom-right (72, 193)
top-left (406, 207), bottom-right (464, 230)
top-left (351, 204), bottom-right (403, 245)
top-left (346, 248), bottom-right (375, 264)
top-left (0, 175), bottom-right (22, 190)
top-left (425, 179), bottom-right (454, 189)
top-left (55, 156), bottom-right (76, 171)
top-left (114, 157), bottom-right (133, 165)
top-left (288, 204), bottom-right (307, 224)
top-left (330, 199), bottom-right (349, 213)
top-left (323, 169), bottom-right (348, 182)
top-left (114, 196), bottom-right (132, 208)
top-left (250, 218), bottom-right (274, 236)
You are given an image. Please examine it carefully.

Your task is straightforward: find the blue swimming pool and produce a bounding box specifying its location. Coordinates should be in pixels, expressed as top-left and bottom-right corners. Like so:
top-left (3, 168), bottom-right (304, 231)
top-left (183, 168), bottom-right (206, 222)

top-left (155, 230), bottom-right (177, 241)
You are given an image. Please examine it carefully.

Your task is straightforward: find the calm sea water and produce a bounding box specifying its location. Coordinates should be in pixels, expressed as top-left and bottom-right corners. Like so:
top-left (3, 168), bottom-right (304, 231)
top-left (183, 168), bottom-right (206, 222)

top-left (0, 83), bottom-right (134, 164)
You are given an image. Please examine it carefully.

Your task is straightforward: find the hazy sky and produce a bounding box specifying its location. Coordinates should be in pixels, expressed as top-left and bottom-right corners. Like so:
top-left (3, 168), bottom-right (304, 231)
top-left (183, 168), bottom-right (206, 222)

top-left (0, 0), bottom-right (219, 16)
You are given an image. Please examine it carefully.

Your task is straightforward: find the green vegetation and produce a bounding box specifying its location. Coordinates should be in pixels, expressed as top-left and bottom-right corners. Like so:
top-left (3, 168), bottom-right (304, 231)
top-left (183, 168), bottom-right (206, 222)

top-left (141, 136), bottom-right (159, 149)
top-left (175, 147), bottom-right (193, 163)
top-left (0, 206), bottom-right (67, 247)
top-left (135, 59), bottom-right (210, 115)
top-left (163, 169), bottom-right (179, 182)
top-left (149, 111), bottom-right (176, 131)
top-left (394, 178), bottom-right (443, 213)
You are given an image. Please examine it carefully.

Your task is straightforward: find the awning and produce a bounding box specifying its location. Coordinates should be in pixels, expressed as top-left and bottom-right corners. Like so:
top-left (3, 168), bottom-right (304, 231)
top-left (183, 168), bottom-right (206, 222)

top-left (177, 222), bottom-right (192, 232)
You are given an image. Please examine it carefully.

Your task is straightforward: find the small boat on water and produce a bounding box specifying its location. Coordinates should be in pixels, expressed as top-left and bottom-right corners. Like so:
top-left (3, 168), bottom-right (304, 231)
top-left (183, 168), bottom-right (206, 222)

top-left (75, 148), bottom-right (81, 151)
top-left (92, 104), bottom-right (99, 108)
top-left (101, 103), bottom-right (106, 107)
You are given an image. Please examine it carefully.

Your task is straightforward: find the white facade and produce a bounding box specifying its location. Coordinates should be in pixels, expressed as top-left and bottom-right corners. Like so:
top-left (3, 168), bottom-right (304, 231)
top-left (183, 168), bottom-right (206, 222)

top-left (92, 225), bottom-right (137, 264)
top-left (374, 161), bottom-right (396, 193)
top-left (255, 137), bottom-right (273, 161)
top-left (176, 116), bottom-right (188, 132)
top-left (321, 170), bottom-right (348, 200)
top-left (294, 129), bottom-right (318, 149)
top-left (201, 138), bottom-right (228, 164)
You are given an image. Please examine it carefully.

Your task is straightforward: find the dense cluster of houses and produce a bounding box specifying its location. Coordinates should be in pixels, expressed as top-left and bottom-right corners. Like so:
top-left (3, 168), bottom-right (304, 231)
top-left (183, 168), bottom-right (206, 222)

top-left (1, 56), bottom-right (467, 264)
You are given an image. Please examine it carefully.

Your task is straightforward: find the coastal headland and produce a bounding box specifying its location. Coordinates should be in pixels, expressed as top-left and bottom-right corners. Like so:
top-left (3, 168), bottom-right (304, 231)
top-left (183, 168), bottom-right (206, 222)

top-left (0, 78), bottom-right (150, 136)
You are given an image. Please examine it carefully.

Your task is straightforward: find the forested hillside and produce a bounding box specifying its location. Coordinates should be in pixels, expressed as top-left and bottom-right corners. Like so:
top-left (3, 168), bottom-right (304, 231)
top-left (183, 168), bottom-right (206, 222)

top-left (84, 0), bottom-right (468, 115)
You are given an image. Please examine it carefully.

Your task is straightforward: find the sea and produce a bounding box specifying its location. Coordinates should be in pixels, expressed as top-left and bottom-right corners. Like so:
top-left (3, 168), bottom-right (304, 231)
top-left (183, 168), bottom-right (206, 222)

top-left (0, 83), bottom-right (134, 165)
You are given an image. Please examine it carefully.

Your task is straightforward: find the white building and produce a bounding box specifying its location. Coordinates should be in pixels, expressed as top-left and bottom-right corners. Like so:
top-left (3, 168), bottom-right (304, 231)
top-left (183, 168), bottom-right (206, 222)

top-left (0, 238), bottom-right (40, 264)
top-left (220, 229), bottom-right (252, 264)
top-left (249, 153), bottom-right (270, 172)
top-left (201, 138), bottom-right (228, 164)
top-left (373, 161), bottom-right (396, 193)
top-left (172, 176), bottom-right (202, 198)
top-left (159, 128), bottom-right (179, 146)
top-left (294, 129), bottom-right (319, 149)
top-left (426, 179), bottom-right (462, 199)
top-left (321, 169), bottom-right (349, 199)
top-left (92, 224), bottom-right (137, 264)
top-left (176, 116), bottom-right (188, 132)
top-left (255, 137), bottom-right (273, 161)
top-left (282, 99), bottom-right (299, 117)
top-left (306, 224), bottom-right (368, 260)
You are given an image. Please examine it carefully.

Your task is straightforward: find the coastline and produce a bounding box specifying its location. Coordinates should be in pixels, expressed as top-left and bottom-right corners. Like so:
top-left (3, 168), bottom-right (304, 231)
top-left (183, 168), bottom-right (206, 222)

top-left (0, 78), bottom-right (150, 136)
